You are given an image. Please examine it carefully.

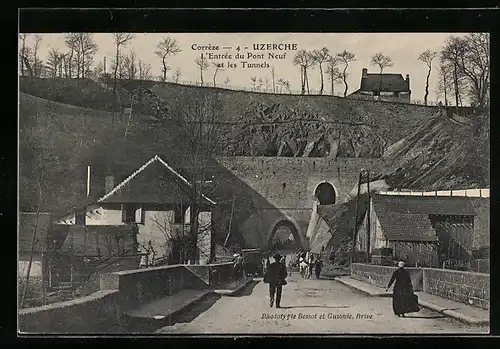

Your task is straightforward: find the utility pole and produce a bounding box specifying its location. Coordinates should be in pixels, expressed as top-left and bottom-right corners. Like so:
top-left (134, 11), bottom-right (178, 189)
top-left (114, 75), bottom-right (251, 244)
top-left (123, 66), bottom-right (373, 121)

top-left (350, 170), bottom-right (363, 266)
top-left (224, 191), bottom-right (236, 247)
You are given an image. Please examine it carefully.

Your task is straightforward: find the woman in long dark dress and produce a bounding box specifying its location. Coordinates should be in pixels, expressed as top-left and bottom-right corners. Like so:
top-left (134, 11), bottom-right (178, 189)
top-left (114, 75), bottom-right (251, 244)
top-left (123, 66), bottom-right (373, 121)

top-left (385, 261), bottom-right (416, 317)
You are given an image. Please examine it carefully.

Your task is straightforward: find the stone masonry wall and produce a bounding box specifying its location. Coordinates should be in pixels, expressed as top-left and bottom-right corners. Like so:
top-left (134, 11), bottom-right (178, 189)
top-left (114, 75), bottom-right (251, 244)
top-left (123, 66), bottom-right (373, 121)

top-left (19, 290), bottom-right (123, 333)
top-left (351, 263), bottom-right (424, 291)
top-left (423, 268), bottom-right (490, 310)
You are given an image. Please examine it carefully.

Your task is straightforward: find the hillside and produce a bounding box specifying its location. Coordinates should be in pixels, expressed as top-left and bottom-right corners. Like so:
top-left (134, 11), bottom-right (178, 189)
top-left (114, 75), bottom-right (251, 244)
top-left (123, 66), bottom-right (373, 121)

top-left (375, 112), bottom-right (490, 190)
top-left (21, 77), bottom-right (439, 158)
top-left (119, 80), bottom-right (439, 158)
top-left (19, 79), bottom-right (489, 214)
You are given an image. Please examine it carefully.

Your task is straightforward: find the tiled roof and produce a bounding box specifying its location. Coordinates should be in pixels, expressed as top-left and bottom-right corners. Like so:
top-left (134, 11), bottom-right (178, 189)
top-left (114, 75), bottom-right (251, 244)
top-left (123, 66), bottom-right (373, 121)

top-left (100, 160), bottom-right (194, 205)
top-left (371, 194), bottom-right (477, 241)
top-left (372, 194), bottom-right (476, 216)
top-left (18, 212), bottom-right (52, 253)
top-left (375, 210), bottom-right (438, 241)
top-left (360, 73), bottom-right (410, 92)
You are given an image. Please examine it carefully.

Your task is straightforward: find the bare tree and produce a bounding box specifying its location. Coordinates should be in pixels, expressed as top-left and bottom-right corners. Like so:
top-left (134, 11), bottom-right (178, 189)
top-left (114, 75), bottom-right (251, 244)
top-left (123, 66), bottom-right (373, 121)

top-left (45, 48), bottom-right (64, 78)
top-left (312, 47), bottom-right (331, 95)
top-left (165, 91), bottom-right (227, 263)
top-left (277, 78), bottom-right (285, 93)
top-left (19, 34), bottom-right (29, 76)
top-left (436, 62), bottom-right (452, 107)
top-left (336, 50), bottom-right (356, 97)
top-left (250, 76), bottom-right (257, 91)
top-left (64, 33), bottom-right (79, 79)
top-left (283, 80), bottom-right (291, 94)
top-left (123, 51), bottom-right (137, 80)
top-left (138, 60), bottom-right (153, 80)
top-left (213, 63), bottom-right (220, 87)
top-left (224, 77), bottom-right (230, 88)
top-left (270, 66), bottom-right (276, 93)
top-left (32, 35), bottom-right (43, 78)
top-left (442, 33), bottom-right (490, 109)
top-left (74, 33), bottom-right (98, 80)
top-left (155, 36), bottom-right (181, 83)
top-left (195, 55), bottom-right (209, 86)
top-left (441, 37), bottom-right (468, 109)
top-left (326, 56), bottom-right (342, 96)
top-left (112, 33), bottom-right (135, 94)
top-left (418, 50), bottom-right (438, 106)
top-left (174, 68), bottom-right (182, 83)
top-left (370, 53), bottom-right (394, 96)
top-left (293, 50), bottom-right (315, 94)
top-left (264, 77), bottom-right (270, 92)
top-left (257, 77), bottom-right (263, 91)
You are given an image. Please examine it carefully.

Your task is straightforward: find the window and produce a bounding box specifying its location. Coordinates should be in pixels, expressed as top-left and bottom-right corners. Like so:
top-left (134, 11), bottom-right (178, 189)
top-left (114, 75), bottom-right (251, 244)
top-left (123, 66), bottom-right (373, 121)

top-left (174, 205), bottom-right (184, 223)
top-left (75, 212), bottom-right (86, 225)
top-left (122, 204), bottom-right (137, 223)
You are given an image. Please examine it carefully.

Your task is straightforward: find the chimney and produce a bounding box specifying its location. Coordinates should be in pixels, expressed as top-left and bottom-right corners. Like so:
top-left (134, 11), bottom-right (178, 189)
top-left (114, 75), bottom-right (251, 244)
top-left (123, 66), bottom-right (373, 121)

top-left (362, 68), bottom-right (368, 78)
top-left (105, 175), bottom-right (115, 194)
top-left (405, 74), bottom-right (410, 88)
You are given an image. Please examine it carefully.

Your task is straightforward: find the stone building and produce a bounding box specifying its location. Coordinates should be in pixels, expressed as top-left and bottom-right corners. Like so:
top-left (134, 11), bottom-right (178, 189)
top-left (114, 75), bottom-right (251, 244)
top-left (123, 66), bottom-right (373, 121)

top-left (355, 194), bottom-right (489, 268)
top-left (348, 68), bottom-right (411, 103)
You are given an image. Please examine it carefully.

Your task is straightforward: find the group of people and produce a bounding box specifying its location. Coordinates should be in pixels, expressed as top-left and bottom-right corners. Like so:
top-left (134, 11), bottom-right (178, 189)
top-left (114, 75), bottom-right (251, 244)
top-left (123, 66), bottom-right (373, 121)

top-left (297, 251), bottom-right (323, 279)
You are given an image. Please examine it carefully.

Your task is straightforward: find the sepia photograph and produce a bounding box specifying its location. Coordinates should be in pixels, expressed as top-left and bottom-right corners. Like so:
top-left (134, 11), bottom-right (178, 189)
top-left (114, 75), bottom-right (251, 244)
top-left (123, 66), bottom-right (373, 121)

top-left (17, 30), bottom-right (490, 335)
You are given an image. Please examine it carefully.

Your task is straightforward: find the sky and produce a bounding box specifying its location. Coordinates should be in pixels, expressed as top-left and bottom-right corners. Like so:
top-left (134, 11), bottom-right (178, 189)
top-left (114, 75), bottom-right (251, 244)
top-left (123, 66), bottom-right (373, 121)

top-left (25, 33), bottom-right (464, 103)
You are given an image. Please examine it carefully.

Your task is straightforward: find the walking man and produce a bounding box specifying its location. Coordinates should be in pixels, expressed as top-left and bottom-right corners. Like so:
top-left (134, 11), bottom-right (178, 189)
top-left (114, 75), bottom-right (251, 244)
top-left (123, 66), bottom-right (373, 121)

top-left (264, 253), bottom-right (288, 308)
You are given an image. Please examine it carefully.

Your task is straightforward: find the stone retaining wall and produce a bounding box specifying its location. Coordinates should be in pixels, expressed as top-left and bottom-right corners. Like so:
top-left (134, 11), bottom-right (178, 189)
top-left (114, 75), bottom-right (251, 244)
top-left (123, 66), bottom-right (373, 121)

top-left (18, 290), bottom-right (123, 333)
top-left (19, 262), bottom-right (237, 333)
top-left (351, 263), bottom-right (490, 309)
top-left (423, 268), bottom-right (490, 310)
top-left (351, 263), bottom-right (423, 291)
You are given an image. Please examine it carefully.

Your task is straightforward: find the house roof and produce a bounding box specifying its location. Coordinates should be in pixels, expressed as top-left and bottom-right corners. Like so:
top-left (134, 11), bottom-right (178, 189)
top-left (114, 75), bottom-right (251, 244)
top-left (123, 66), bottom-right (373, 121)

top-left (56, 155), bottom-right (216, 221)
top-left (98, 155), bottom-right (217, 205)
top-left (372, 194), bottom-right (476, 216)
top-left (370, 194), bottom-right (478, 242)
top-left (359, 73), bottom-right (410, 93)
top-left (18, 212), bottom-right (52, 253)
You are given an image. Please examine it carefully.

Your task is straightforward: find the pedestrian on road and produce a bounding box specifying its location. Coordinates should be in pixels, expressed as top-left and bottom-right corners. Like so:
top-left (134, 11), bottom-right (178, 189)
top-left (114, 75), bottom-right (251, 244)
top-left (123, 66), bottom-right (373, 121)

top-left (307, 254), bottom-right (314, 279)
top-left (314, 258), bottom-right (323, 279)
top-left (385, 261), bottom-right (419, 317)
top-left (263, 253), bottom-right (288, 308)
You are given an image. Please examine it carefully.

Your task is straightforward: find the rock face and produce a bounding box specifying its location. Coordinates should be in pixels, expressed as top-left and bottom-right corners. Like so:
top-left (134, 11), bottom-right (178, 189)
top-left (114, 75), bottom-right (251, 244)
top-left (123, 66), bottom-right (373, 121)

top-left (118, 80), bottom-right (437, 158)
top-left (377, 114), bottom-right (490, 190)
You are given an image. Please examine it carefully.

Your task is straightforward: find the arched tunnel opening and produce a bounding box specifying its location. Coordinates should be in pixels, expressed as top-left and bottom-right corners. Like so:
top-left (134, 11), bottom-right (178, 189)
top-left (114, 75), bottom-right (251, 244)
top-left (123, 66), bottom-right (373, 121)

top-left (314, 182), bottom-right (336, 205)
top-left (267, 220), bottom-right (302, 253)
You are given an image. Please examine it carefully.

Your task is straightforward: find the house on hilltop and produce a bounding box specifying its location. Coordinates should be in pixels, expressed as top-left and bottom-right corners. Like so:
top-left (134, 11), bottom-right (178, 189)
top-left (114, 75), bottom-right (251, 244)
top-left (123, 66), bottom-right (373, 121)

top-left (348, 68), bottom-right (411, 103)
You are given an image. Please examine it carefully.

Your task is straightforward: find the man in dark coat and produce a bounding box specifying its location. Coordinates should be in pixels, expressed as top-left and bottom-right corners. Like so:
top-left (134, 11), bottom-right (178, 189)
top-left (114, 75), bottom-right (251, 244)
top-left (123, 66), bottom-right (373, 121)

top-left (386, 261), bottom-right (418, 317)
top-left (264, 253), bottom-right (288, 308)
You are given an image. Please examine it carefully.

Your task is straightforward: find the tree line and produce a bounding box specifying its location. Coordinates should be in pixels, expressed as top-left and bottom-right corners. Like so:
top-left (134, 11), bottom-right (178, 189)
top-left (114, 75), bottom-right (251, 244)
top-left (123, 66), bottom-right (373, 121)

top-left (19, 33), bottom-right (490, 108)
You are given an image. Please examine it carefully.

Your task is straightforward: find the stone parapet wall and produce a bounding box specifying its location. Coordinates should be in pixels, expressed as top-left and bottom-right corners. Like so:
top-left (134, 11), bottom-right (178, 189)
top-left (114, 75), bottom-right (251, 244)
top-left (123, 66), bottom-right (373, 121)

top-left (351, 263), bottom-right (490, 310)
top-left (18, 290), bottom-right (122, 333)
top-left (422, 268), bottom-right (490, 310)
top-left (351, 263), bottom-right (423, 291)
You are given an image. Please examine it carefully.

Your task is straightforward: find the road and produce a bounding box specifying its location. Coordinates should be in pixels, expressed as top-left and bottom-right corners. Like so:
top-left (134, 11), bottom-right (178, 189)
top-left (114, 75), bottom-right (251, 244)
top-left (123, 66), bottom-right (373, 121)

top-left (157, 273), bottom-right (489, 334)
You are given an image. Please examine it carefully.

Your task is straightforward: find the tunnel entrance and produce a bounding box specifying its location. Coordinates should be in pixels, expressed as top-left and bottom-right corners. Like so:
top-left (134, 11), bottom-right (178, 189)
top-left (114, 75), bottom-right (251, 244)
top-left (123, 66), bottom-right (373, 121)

top-left (314, 182), bottom-right (336, 205)
top-left (267, 220), bottom-right (301, 252)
